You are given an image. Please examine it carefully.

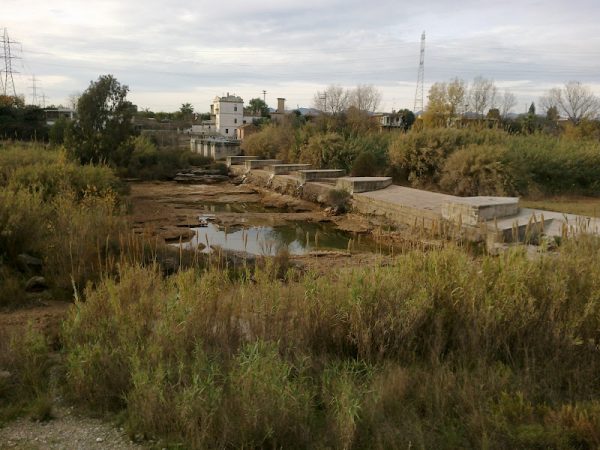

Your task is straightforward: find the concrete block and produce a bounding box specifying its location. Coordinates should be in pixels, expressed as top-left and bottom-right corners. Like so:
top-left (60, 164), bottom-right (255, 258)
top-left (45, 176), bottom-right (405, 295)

top-left (268, 164), bottom-right (312, 175)
top-left (297, 169), bottom-right (345, 182)
top-left (244, 159), bottom-right (283, 170)
top-left (226, 155), bottom-right (260, 167)
top-left (336, 177), bottom-right (392, 194)
top-left (442, 197), bottom-right (519, 225)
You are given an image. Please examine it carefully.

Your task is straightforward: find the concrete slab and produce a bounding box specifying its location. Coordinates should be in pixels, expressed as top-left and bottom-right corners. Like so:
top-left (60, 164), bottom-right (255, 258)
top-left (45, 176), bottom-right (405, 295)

top-left (226, 155), bottom-right (260, 167)
top-left (356, 185), bottom-right (456, 213)
top-left (336, 177), bottom-right (392, 193)
top-left (269, 164), bottom-right (312, 175)
top-left (297, 169), bottom-right (345, 182)
top-left (244, 159), bottom-right (283, 170)
top-left (442, 196), bottom-right (519, 225)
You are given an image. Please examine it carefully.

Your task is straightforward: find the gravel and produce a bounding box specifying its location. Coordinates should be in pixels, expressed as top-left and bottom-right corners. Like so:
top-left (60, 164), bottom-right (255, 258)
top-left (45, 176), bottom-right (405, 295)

top-left (0, 406), bottom-right (147, 450)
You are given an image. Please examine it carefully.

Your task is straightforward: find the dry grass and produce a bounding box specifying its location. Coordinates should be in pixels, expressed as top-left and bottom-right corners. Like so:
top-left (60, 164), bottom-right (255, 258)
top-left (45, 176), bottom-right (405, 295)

top-left (521, 196), bottom-right (600, 218)
top-left (59, 238), bottom-right (600, 449)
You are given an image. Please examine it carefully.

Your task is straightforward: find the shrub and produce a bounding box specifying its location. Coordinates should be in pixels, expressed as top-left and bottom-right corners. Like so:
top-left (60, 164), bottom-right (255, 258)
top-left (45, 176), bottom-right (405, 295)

top-left (440, 144), bottom-right (522, 196)
top-left (388, 128), bottom-right (508, 187)
top-left (351, 151), bottom-right (378, 177)
top-left (326, 188), bottom-right (351, 212)
top-left (126, 135), bottom-right (211, 180)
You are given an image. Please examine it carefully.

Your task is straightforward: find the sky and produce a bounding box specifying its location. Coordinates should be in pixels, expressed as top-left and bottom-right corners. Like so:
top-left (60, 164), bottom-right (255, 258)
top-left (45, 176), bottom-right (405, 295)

top-left (2, 0), bottom-right (600, 113)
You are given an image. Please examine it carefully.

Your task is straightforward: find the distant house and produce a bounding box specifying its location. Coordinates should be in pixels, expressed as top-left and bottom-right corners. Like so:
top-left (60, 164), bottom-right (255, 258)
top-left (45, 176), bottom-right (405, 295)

top-left (372, 111), bottom-right (405, 132)
top-left (236, 122), bottom-right (259, 140)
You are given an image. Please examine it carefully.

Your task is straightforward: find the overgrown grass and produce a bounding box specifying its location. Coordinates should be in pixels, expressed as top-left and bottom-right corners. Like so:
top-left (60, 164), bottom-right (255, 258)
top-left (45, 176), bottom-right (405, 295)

top-left (60, 238), bottom-right (600, 448)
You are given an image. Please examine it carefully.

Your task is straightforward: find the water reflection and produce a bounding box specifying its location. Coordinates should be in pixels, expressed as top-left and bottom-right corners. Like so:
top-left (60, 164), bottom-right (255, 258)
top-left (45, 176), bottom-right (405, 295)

top-left (182, 221), bottom-right (375, 256)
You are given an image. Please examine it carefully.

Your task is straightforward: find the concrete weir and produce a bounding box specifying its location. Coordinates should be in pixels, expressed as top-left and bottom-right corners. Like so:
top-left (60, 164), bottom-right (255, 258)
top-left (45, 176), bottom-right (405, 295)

top-left (268, 164), bottom-right (312, 175)
top-left (226, 155), bottom-right (260, 167)
top-left (336, 177), bottom-right (392, 194)
top-left (441, 197), bottom-right (519, 226)
top-left (297, 169), bottom-right (345, 182)
top-left (235, 160), bottom-right (600, 247)
top-left (244, 159), bottom-right (283, 170)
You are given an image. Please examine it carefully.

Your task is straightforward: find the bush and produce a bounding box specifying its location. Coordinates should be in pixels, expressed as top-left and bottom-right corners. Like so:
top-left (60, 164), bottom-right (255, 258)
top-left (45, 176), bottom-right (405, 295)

top-left (351, 151), bottom-right (378, 177)
top-left (440, 144), bottom-right (521, 196)
top-left (126, 135), bottom-right (210, 180)
top-left (60, 239), bottom-right (600, 448)
top-left (388, 128), bottom-right (508, 187)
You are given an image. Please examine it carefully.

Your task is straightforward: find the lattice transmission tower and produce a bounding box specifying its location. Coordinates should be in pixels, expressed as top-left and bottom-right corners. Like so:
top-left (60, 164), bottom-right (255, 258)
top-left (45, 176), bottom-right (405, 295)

top-left (413, 31), bottom-right (426, 113)
top-left (1, 28), bottom-right (20, 97)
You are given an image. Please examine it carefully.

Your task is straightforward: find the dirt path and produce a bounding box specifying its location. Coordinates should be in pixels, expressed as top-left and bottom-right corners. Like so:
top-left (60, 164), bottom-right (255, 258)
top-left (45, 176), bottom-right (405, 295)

top-left (0, 407), bottom-right (145, 449)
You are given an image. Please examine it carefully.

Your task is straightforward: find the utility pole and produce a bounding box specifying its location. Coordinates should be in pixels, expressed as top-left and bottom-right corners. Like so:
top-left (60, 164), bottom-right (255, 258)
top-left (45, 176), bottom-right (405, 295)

top-left (262, 90), bottom-right (267, 103)
top-left (413, 31), bottom-right (426, 114)
top-left (40, 92), bottom-right (47, 108)
top-left (1, 28), bottom-right (20, 97)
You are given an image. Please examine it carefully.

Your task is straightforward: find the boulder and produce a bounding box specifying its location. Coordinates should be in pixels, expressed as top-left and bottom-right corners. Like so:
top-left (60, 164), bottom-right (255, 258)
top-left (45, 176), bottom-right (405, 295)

top-left (25, 276), bottom-right (48, 292)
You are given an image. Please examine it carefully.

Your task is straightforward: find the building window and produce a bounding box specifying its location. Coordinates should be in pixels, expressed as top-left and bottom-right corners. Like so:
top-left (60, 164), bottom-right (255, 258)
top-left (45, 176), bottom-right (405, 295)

top-left (234, 106), bottom-right (238, 111)
top-left (234, 118), bottom-right (237, 124)
top-left (225, 128), bottom-right (229, 134)
top-left (243, 120), bottom-right (247, 124)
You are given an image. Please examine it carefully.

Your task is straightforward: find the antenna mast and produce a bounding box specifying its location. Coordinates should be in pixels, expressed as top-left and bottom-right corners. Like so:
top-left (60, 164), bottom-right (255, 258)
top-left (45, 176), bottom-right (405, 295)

top-left (413, 31), bottom-right (426, 113)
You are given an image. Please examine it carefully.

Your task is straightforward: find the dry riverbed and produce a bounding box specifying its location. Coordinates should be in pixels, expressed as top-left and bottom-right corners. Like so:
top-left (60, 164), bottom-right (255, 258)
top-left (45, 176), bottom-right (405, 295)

top-left (126, 180), bottom-right (394, 272)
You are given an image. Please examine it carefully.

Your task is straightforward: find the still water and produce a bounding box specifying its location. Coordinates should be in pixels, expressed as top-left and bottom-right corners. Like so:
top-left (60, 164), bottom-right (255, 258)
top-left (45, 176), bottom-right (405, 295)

top-left (182, 221), bottom-right (378, 256)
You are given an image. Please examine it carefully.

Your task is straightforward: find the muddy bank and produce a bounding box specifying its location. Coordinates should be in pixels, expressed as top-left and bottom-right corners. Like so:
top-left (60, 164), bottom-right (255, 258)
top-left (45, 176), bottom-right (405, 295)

top-left (127, 181), bottom-right (370, 241)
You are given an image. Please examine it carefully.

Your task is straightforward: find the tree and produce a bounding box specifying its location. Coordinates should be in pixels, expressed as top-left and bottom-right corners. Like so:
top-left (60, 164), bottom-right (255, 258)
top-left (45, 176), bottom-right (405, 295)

top-left (469, 76), bottom-right (497, 117)
top-left (546, 105), bottom-right (559, 121)
top-left (541, 81), bottom-right (600, 124)
top-left (348, 84), bottom-right (382, 112)
top-left (528, 102), bottom-right (536, 115)
top-left (423, 82), bottom-right (450, 127)
top-left (65, 74), bottom-right (136, 165)
top-left (446, 78), bottom-right (467, 117)
top-left (247, 98), bottom-right (269, 117)
top-left (313, 85), bottom-right (349, 115)
top-left (499, 90), bottom-right (517, 118)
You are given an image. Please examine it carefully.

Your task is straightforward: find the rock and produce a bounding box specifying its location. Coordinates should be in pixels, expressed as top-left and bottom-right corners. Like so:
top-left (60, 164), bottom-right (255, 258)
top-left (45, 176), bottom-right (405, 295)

top-left (0, 370), bottom-right (11, 380)
top-left (96, 437), bottom-right (104, 443)
top-left (17, 253), bottom-right (43, 271)
top-left (25, 276), bottom-right (48, 292)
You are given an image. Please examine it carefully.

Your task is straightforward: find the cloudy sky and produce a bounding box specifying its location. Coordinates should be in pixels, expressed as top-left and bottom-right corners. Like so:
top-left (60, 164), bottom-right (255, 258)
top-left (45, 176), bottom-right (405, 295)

top-left (3, 0), bottom-right (599, 113)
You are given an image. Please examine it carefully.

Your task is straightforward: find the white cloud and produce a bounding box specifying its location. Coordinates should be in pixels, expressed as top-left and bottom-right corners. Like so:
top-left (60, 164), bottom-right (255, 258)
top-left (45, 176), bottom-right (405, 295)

top-left (2, 0), bottom-right (599, 111)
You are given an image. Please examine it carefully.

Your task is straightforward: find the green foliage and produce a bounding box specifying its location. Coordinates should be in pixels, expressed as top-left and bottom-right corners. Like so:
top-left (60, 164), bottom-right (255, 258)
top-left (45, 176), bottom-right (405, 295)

top-left (247, 98), bottom-right (269, 117)
top-left (240, 124), bottom-right (294, 160)
top-left (125, 135), bottom-right (213, 180)
top-left (388, 128), bottom-right (507, 187)
top-left (0, 98), bottom-right (48, 141)
top-left (0, 326), bottom-right (52, 422)
top-left (389, 128), bottom-right (600, 196)
top-left (440, 144), bottom-right (520, 196)
top-left (60, 238), bottom-right (600, 448)
top-left (65, 74), bottom-right (136, 166)
top-left (0, 144), bottom-right (130, 302)
top-left (299, 132), bottom-right (350, 169)
top-left (351, 151), bottom-right (378, 177)
top-left (48, 116), bottom-right (69, 146)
